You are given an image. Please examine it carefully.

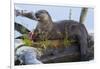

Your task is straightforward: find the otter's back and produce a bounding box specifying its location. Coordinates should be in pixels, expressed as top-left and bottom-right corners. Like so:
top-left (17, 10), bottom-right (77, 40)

top-left (54, 20), bottom-right (80, 33)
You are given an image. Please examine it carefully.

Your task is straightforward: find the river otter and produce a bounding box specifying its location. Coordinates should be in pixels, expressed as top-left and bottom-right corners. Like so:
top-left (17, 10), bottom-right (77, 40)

top-left (34, 10), bottom-right (89, 61)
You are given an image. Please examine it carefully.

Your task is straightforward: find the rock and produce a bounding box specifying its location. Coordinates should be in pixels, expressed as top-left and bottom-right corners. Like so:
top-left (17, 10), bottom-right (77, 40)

top-left (15, 46), bottom-right (43, 65)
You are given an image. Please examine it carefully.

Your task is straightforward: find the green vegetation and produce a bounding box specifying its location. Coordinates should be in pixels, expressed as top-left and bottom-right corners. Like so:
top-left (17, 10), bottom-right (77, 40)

top-left (22, 34), bottom-right (33, 46)
top-left (63, 37), bottom-right (75, 47)
top-left (21, 33), bottom-right (75, 49)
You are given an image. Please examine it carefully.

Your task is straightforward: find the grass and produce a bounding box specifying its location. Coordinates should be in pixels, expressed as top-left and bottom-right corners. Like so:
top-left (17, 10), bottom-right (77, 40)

top-left (21, 34), bottom-right (75, 49)
top-left (17, 31), bottom-right (76, 50)
top-left (22, 34), bottom-right (33, 46)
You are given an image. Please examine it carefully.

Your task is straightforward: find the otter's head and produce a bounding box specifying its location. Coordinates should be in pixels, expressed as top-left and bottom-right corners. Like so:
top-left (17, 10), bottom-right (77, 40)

top-left (35, 10), bottom-right (52, 22)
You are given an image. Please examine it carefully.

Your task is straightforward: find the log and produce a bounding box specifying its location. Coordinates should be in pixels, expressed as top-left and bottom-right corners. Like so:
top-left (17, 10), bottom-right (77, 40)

top-left (15, 22), bottom-right (30, 34)
top-left (40, 46), bottom-right (80, 63)
top-left (40, 45), bottom-right (93, 63)
top-left (15, 10), bottom-right (36, 20)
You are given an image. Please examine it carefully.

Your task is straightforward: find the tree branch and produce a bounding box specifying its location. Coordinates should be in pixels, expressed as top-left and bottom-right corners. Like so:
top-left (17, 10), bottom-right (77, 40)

top-left (79, 8), bottom-right (88, 24)
top-left (15, 22), bottom-right (30, 34)
top-left (15, 10), bottom-right (36, 20)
